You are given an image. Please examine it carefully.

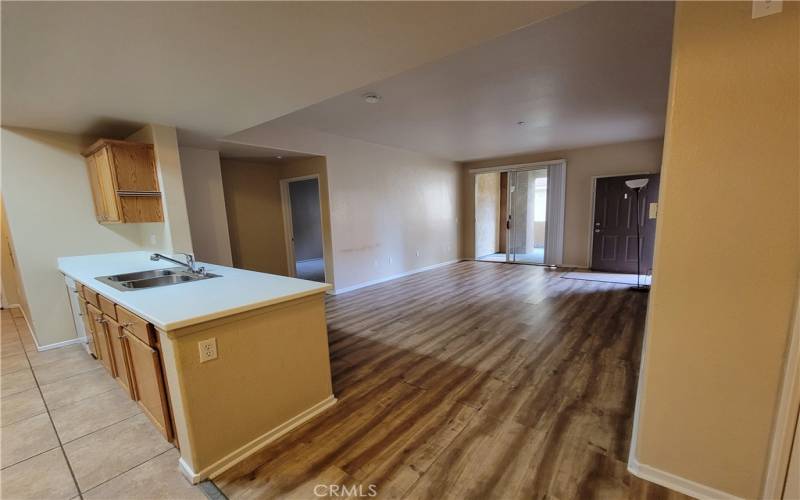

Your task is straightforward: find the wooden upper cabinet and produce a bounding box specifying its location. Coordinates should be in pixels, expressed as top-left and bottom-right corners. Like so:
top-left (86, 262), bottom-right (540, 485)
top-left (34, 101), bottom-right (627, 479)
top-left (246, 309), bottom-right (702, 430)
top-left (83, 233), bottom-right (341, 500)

top-left (82, 139), bottom-right (163, 224)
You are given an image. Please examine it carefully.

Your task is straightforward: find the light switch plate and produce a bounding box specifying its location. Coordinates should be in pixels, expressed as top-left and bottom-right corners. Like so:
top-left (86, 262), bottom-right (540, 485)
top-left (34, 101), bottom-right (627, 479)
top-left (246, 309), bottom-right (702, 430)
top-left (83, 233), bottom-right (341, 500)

top-left (198, 338), bottom-right (217, 363)
top-left (648, 202), bottom-right (658, 220)
top-left (752, 0), bottom-right (782, 19)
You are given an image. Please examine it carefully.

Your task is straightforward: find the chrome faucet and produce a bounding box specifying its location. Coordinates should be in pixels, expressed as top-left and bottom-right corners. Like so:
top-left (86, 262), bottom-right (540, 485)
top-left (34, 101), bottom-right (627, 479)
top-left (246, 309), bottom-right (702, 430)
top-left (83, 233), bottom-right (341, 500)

top-left (150, 253), bottom-right (205, 275)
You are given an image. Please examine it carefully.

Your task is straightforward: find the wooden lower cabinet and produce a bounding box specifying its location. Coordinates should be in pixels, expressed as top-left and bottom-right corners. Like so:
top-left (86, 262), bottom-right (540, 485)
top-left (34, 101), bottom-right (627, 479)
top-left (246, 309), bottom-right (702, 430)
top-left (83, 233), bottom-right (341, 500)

top-left (104, 316), bottom-right (135, 399)
top-left (77, 287), bottom-right (174, 444)
top-left (78, 300), bottom-right (97, 358)
top-left (125, 331), bottom-right (173, 442)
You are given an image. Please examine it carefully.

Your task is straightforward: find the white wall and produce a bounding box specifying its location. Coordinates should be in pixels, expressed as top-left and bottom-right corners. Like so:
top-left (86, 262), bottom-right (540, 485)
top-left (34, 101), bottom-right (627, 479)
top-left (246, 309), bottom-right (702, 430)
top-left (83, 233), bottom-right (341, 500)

top-left (179, 147), bottom-right (232, 266)
top-left (1, 125), bottom-right (191, 347)
top-left (225, 124), bottom-right (461, 291)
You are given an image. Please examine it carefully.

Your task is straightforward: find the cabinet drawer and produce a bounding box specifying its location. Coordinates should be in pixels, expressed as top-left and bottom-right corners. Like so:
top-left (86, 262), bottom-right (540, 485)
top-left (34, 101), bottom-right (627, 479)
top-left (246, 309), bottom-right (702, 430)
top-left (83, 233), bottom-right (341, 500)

top-left (82, 286), bottom-right (100, 308)
top-left (98, 295), bottom-right (117, 321)
top-left (116, 305), bottom-right (153, 346)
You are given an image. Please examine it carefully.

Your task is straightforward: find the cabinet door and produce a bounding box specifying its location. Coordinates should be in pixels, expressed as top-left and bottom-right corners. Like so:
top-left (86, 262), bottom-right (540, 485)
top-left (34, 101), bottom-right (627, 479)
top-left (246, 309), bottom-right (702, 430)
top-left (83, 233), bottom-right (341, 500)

top-left (105, 316), bottom-right (135, 399)
top-left (109, 144), bottom-right (158, 192)
top-left (125, 331), bottom-right (173, 441)
top-left (93, 147), bottom-right (122, 223)
top-left (86, 304), bottom-right (114, 375)
top-left (85, 155), bottom-right (106, 223)
top-left (77, 300), bottom-right (96, 357)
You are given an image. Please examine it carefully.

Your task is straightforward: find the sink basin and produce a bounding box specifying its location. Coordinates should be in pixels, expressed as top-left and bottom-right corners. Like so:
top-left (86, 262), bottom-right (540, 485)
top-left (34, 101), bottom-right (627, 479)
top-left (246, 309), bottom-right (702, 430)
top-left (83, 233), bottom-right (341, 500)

top-left (121, 274), bottom-right (200, 289)
top-left (96, 268), bottom-right (220, 291)
top-left (104, 268), bottom-right (181, 282)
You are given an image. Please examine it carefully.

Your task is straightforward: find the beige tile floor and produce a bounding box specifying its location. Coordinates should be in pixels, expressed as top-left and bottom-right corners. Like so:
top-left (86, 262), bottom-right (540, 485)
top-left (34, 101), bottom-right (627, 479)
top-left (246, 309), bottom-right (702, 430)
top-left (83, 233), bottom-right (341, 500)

top-left (0, 308), bottom-right (206, 499)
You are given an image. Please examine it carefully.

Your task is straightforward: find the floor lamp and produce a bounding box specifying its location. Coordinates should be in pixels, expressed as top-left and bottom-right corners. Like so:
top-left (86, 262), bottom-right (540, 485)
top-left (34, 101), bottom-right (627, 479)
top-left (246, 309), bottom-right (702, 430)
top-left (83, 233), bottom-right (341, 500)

top-left (625, 178), bottom-right (650, 292)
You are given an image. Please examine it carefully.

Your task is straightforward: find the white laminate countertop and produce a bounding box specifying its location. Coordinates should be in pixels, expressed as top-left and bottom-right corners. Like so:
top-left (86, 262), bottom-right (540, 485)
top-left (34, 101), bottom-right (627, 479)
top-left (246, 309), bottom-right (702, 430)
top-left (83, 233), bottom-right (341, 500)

top-left (58, 251), bottom-right (332, 331)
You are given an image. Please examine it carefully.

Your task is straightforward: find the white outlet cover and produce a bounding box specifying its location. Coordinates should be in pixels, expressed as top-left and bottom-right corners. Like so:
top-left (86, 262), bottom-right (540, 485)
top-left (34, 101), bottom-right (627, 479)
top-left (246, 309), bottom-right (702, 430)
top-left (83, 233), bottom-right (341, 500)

top-left (198, 338), bottom-right (217, 363)
top-left (752, 0), bottom-right (782, 19)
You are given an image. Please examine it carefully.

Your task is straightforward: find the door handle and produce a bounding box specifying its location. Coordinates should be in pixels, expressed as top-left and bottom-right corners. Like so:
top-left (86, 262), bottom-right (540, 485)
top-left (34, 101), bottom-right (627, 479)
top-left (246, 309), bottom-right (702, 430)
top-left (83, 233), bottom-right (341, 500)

top-left (506, 216), bottom-right (512, 230)
top-left (594, 229), bottom-right (601, 233)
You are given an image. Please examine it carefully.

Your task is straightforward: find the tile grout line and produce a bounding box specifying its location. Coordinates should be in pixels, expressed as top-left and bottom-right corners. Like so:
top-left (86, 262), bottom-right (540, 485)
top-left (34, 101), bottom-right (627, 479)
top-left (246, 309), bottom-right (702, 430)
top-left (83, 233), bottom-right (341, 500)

top-left (3, 311), bottom-right (178, 497)
top-left (10, 316), bottom-right (86, 500)
top-left (59, 410), bottom-right (143, 446)
top-left (45, 385), bottom-right (119, 413)
top-left (79, 447), bottom-right (176, 496)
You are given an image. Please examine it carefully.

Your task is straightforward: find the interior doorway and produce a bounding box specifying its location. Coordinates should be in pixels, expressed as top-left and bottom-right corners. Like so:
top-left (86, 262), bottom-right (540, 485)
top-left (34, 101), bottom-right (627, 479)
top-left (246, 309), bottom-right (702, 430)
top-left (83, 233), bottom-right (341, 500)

top-left (474, 161), bottom-right (565, 266)
top-left (280, 175), bottom-right (326, 282)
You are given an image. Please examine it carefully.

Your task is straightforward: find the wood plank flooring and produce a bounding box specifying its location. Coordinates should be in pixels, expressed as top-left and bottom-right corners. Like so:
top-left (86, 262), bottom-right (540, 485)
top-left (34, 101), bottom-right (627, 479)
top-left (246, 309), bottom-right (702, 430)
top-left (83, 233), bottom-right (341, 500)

top-left (215, 261), bottom-right (691, 499)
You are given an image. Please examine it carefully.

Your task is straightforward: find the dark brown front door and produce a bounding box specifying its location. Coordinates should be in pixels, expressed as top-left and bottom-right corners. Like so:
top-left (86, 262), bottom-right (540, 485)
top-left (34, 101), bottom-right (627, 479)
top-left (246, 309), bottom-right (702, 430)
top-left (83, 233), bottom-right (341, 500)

top-left (591, 174), bottom-right (660, 274)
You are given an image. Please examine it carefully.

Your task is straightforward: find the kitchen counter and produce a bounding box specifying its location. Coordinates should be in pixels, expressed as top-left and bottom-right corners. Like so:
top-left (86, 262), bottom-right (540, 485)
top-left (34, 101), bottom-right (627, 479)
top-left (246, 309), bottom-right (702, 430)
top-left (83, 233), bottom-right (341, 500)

top-left (59, 250), bottom-right (335, 484)
top-left (58, 251), bottom-right (331, 331)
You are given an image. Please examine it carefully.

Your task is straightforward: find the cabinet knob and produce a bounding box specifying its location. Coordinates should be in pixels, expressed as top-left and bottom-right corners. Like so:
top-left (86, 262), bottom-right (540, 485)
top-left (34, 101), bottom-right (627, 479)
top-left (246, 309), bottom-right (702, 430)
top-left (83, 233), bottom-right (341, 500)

top-left (121, 322), bottom-right (133, 328)
top-left (95, 317), bottom-right (106, 324)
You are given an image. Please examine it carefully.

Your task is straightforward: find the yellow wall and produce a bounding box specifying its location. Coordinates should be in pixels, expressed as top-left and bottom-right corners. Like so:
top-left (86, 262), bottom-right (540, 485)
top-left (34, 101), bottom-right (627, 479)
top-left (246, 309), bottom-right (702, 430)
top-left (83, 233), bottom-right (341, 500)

top-left (633, 2), bottom-right (799, 498)
top-left (462, 138), bottom-right (663, 265)
top-left (221, 159), bottom-right (287, 276)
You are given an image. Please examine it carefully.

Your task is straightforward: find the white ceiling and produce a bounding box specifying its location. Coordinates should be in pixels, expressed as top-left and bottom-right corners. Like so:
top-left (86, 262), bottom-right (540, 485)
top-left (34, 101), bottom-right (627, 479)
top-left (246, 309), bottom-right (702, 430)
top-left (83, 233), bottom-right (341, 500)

top-left (1, 1), bottom-right (582, 143)
top-left (259, 1), bottom-right (674, 161)
top-left (217, 142), bottom-right (313, 163)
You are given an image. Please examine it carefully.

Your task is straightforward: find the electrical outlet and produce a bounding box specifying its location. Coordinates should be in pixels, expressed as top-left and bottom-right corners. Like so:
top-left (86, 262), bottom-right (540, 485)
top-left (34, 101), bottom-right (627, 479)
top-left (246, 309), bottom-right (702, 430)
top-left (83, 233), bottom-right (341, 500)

top-left (416, 250), bottom-right (421, 257)
top-left (198, 338), bottom-right (217, 363)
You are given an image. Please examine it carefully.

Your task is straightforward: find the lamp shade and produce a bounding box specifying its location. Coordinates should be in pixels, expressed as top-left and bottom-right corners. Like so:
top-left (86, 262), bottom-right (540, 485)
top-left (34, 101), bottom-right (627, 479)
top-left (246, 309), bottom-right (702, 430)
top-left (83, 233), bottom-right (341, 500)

top-left (625, 178), bottom-right (649, 189)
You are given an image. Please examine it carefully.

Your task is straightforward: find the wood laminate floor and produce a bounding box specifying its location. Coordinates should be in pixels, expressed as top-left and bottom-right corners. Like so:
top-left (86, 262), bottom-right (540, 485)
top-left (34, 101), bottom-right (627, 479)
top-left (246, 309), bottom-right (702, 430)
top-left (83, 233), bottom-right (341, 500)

top-left (215, 261), bottom-right (691, 499)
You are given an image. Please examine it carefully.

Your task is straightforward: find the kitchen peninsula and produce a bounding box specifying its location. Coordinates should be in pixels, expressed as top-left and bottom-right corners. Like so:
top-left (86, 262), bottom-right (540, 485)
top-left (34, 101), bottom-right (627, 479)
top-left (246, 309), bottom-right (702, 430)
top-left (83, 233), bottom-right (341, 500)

top-left (58, 251), bottom-right (335, 483)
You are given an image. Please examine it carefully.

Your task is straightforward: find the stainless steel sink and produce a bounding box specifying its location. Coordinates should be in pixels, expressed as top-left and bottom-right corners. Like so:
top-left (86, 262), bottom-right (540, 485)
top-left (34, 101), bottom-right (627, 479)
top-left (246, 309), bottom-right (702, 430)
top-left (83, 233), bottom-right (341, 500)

top-left (96, 268), bottom-right (220, 291)
top-left (103, 268), bottom-right (181, 282)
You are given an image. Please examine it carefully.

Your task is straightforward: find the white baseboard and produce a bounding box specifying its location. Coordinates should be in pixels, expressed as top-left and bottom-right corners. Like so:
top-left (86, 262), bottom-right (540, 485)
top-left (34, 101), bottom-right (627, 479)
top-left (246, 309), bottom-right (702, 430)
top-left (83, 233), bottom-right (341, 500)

top-left (6, 304), bottom-right (87, 352)
top-left (37, 336), bottom-right (87, 351)
top-left (628, 454), bottom-right (742, 500)
top-left (6, 304), bottom-right (43, 351)
top-left (179, 395), bottom-right (338, 484)
top-left (331, 259), bottom-right (462, 295)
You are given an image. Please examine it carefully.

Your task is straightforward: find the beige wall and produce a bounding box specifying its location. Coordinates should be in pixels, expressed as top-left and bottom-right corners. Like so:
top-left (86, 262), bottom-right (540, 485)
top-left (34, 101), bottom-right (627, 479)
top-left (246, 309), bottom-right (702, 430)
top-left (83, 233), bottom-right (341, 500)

top-left (221, 159), bottom-right (287, 276)
top-left (158, 294), bottom-right (333, 476)
top-left (226, 125), bottom-right (461, 291)
top-left (220, 156), bottom-right (334, 283)
top-left (1, 128), bottom-right (150, 346)
top-left (632, 2), bottom-right (799, 498)
top-left (475, 172), bottom-right (500, 258)
top-left (461, 138), bottom-right (663, 266)
top-left (1, 125), bottom-right (191, 347)
top-left (127, 124), bottom-right (193, 254)
top-left (1, 197), bottom-right (25, 311)
top-left (179, 147), bottom-right (233, 266)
